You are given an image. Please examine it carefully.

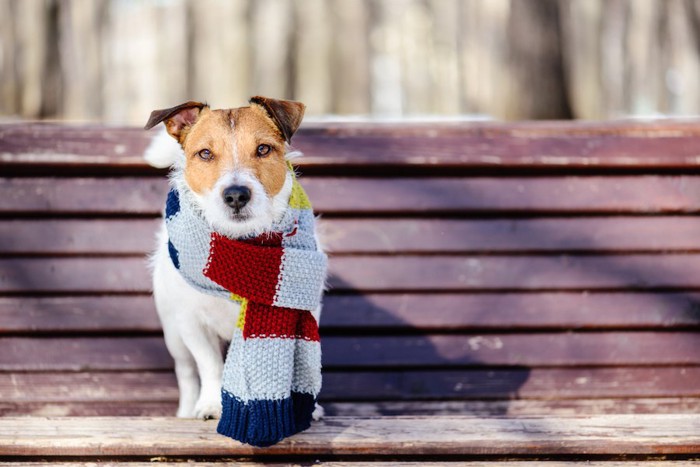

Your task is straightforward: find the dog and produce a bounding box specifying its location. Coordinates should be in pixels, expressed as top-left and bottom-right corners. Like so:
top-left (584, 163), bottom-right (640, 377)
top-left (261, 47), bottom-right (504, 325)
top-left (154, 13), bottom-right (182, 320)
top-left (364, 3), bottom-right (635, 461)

top-left (143, 97), bottom-right (325, 421)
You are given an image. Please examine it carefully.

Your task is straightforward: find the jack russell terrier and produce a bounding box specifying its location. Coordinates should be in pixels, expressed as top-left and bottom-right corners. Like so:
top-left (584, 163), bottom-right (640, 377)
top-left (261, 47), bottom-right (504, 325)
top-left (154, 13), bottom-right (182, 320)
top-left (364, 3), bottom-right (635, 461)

top-left (143, 97), bottom-right (326, 446)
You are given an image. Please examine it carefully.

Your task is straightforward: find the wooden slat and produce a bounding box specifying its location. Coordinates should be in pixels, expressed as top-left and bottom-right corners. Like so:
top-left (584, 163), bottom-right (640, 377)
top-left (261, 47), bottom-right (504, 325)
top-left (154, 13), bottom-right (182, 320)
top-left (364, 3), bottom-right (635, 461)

top-left (322, 367), bottom-right (700, 400)
top-left (0, 463), bottom-right (697, 467)
top-left (0, 338), bottom-right (173, 371)
top-left (328, 254), bottom-right (700, 291)
top-left (0, 372), bottom-right (178, 402)
top-left (0, 296), bottom-right (162, 333)
top-left (0, 414), bottom-right (697, 456)
top-left (322, 216), bottom-right (700, 254)
top-left (4, 398), bottom-right (700, 419)
top-left (9, 217), bottom-right (700, 256)
top-left (322, 333), bottom-right (700, 367)
top-left (295, 121), bottom-right (700, 169)
top-left (0, 333), bottom-right (696, 371)
top-left (4, 176), bottom-right (700, 215)
top-left (0, 219), bottom-right (160, 255)
top-left (320, 292), bottom-right (700, 330)
top-left (5, 121), bottom-right (700, 170)
top-left (2, 368), bottom-right (698, 403)
top-left (324, 399), bottom-right (700, 417)
top-left (2, 292), bottom-right (699, 334)
top-left (0, 401), bottom-right (177, 418)
top-left (0, 125), bottom-right (151, 168)
top-left (8, 255), bottom-right (700, 293)
top-left (0, 178), bottom-right (167, 216)
top-left (2, 463), bottom-right (698, 467)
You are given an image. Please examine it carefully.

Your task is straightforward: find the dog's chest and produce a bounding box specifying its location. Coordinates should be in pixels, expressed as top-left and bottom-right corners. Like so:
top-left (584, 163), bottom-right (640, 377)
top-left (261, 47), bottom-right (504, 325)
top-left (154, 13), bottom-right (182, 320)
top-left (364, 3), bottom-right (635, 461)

top-left (196, 297), bottom-right (241, 341)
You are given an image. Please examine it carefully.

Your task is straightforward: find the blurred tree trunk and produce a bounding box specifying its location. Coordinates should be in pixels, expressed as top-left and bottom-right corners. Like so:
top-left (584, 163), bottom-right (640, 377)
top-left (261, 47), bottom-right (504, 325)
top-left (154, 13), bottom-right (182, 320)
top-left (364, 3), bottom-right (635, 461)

top-left (506, 0), bottom-right (572, 119)
top-left (560, 0), bottom-right (700, 119)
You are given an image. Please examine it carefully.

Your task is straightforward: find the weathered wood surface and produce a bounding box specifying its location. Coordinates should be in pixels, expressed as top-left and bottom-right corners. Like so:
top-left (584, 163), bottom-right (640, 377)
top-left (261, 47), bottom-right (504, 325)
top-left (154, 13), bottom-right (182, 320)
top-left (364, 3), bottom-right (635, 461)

top-left (2, 292), bottom-right (699, 333)
top-left (3, 398), bottom-right (700, 419)
top-left (0, 415), bottom-right (698, 457)
top-left (8, 217), bottom-right (700, 255)
top-left (0, 333), bottom-right (696, 371)
top-left (1, 463), bottom-right (698, 467)
top-left (9, 255), bottom-right (700, 292)
top-left (2, 122), bottom-right (700, 463)
top-left (6, 176), bottom-right (700, 216)
top-left (5, 122), bottom-right (700, 172)
top-left (2, 368), bottom-right (698, 405)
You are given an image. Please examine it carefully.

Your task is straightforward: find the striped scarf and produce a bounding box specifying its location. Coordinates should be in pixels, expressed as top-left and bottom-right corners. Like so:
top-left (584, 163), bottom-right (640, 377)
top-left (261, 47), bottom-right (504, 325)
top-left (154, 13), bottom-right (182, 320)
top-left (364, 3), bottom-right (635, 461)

top-left (164, 174), bottom-right (327, 447)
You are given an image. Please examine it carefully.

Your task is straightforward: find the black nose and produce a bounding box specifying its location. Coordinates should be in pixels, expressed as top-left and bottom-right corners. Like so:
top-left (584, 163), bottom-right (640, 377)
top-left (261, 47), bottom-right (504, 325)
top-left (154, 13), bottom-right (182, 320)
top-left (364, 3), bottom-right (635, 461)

top-left (222, 185), bottom-right (251, 210)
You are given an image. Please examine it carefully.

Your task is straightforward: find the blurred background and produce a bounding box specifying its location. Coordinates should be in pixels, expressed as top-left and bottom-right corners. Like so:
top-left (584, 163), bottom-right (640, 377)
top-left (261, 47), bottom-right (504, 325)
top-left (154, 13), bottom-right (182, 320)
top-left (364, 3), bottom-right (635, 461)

top-left (1, 0), bottom-right (699, 124)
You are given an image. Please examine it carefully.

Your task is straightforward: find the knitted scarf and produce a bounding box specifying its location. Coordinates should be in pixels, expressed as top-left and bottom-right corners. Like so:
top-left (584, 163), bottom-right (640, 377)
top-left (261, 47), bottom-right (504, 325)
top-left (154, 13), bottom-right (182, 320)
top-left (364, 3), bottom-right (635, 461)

top-left (164, 173), bottom-right (327, 447)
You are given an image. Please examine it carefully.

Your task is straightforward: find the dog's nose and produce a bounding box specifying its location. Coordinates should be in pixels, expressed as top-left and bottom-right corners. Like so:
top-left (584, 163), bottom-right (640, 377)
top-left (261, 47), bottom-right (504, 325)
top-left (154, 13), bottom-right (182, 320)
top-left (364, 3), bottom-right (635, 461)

top-left (222, 185), bottom-right (251, 210)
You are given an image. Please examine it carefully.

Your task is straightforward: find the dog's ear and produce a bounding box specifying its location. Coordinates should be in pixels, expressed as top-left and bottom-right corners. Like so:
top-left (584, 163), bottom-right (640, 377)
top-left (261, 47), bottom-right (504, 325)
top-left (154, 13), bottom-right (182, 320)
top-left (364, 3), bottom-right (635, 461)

top-left (144, 101), bottom-right (207, 142)
top-left (249, 96), bottom-right (306, 143)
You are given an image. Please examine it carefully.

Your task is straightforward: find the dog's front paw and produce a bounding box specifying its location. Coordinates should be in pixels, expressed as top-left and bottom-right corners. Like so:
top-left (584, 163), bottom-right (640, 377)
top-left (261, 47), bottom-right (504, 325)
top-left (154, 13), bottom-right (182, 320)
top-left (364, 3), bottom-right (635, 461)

top-left (193, 397), bottom-right (222, 420)
top-left (312, 403), bottom-right (325, 421)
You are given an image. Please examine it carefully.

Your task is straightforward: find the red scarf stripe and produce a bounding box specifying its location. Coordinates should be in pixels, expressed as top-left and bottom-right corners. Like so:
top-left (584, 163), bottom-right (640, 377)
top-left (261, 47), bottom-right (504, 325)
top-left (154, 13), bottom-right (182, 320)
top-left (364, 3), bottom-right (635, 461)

top-left (243, 302), bottom-right (320, 342)
top-left (205, 232), bottom-right (283, 306)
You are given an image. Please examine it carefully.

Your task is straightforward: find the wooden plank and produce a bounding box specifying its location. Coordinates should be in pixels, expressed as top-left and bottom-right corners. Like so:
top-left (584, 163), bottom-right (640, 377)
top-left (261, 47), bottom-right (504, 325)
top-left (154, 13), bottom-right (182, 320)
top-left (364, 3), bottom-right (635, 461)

top-left (6, 121), bottom-right (700, 170)
top-left (0, 463), bottom-right (697, 467)
top-left (324, 399), bottom-right (700, 417)
top-left (9, 254), bottom-right (700, 294)
top-left (3, 292), bottom-right (699, 334)
top-left (321, 333), bottom-right (700, 368)
top-left (0, 296), bottom-right (161, 333)
top-left (0, 219), bottom-right (160, 255)
top-left (3, 398), bottom-right (700, 419)
top-left (0, 124), bottom-right (152, 168)
top-left (0, 372), bottom-right (177, 402)
top-left (2, 368), bottom-right (698, 403)
top-left (322, 367), bottom-right (700, 400)
top-left (0, 414), bottom-right (697, 456)
top-left (0, 333), bottom-right (697, 371)
top-left (10, 216), bottom-right (700, 256)
top-left (327, 254), bottom-right (700, 291)
top-left (5, 176), bottom-right (700, 215)
top-left (320, 216), bottom-right (700, 254)
top-left (0, 338), bottom-right (173, 371)
top-left (0, 401), bottom-right (176, 418)
top-left (2, 463), bottom-right (698, 467)
top-left (0, 257), bottom-right (151, 293)
top-left (0, 178), bottom-right (167, 216)
top-left (320, 292), bottom-right (700, 330)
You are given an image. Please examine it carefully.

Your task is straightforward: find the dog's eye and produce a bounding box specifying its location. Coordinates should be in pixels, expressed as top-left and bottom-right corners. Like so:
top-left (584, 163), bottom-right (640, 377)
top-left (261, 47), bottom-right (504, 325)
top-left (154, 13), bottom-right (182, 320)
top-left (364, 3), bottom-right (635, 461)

top-left (197, 149), bottom-right (213, 161)
top-left (257, 144), bottom-right (271, 157)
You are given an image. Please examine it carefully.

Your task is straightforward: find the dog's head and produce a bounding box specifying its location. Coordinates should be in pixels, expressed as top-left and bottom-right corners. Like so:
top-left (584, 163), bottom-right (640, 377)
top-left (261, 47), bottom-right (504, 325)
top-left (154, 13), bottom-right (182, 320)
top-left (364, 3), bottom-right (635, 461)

top-left (145, 96), bottom-right (306, 237)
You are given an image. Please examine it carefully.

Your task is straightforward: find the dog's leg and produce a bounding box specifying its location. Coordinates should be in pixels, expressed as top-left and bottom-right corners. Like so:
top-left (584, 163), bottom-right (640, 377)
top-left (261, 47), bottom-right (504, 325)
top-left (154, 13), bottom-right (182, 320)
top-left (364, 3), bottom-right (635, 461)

top-left (162, 323), bottom-right (200, 418)
top-left (178, 320), bottom-right (225, 420)
top-left (152, 239), bottom-right (202, 418)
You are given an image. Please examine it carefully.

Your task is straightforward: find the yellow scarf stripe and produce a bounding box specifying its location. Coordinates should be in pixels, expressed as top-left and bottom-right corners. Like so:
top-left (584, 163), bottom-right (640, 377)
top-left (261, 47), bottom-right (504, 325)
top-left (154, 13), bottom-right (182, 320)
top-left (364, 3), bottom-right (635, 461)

top-left (289, 179), bottom-right (312, 210)
top-left (286, 162), bottom-right (312, 210)
top-left (230, 293), bottom-right (249, 330)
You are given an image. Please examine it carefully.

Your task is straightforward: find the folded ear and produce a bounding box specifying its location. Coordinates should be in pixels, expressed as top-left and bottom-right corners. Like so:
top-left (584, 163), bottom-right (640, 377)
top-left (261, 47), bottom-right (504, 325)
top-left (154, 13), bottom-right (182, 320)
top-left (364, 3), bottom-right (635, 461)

top-left (249, 96), bottom-right (306, 143)
top-left (144, 101), bottom-right (207, 142)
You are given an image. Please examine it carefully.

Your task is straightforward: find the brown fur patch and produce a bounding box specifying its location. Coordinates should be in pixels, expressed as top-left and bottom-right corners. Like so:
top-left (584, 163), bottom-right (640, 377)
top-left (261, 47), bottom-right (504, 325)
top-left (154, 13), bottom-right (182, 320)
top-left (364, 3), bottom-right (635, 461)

top-left (181, 105), bottom-right (289, 197)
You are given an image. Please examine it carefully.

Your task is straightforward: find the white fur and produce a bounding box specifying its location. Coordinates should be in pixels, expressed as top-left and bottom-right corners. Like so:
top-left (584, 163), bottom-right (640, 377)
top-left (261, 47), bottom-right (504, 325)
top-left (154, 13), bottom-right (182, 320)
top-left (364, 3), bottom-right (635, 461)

top-left (144, 128), bottom-right (184, 168)
top-left (146, 129), bottom-right (324, 420)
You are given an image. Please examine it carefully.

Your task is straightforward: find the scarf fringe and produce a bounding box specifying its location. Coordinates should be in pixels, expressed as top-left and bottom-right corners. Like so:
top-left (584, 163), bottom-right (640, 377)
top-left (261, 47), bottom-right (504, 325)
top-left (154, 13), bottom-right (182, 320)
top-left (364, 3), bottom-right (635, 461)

top-left (217, 390), bottom-right (316, 447)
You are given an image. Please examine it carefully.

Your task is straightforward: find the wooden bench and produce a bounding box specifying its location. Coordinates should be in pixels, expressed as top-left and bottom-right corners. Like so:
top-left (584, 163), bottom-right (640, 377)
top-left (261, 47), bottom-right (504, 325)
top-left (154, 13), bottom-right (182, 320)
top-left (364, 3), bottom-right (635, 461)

top-left (0, 121), bottom-right (698, 464)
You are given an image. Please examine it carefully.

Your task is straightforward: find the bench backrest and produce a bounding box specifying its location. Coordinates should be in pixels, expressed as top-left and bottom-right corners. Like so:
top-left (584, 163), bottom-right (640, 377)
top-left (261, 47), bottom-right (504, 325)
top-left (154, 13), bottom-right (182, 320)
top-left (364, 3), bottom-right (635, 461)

top-left (1, 121), bottom-right (698, 416)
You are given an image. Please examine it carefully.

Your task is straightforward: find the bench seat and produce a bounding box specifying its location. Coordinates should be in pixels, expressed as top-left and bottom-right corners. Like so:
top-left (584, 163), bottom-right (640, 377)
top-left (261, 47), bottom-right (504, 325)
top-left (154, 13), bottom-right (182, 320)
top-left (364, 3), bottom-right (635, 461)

top-left (1, 414), bottom-right (699, 460)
